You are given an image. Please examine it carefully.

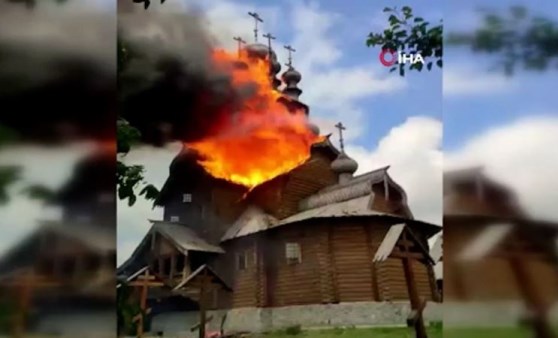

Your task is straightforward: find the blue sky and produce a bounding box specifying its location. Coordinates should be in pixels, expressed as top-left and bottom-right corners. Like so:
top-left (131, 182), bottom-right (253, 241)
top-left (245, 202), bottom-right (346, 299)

top-left (443, 0), bottom-right (558, 150)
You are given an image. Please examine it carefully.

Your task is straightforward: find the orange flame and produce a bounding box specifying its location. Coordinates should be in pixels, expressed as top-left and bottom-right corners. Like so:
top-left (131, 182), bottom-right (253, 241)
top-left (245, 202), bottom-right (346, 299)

top-left (186, 49), bottom-right (322, 189)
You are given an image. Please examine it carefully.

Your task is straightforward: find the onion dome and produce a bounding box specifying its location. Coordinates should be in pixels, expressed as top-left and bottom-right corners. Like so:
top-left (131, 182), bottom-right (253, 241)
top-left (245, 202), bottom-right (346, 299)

top-left (281, 66), bottom-right (302, 100)
top-left (245, 43), bottom-right (269, 58)
top-left (307, 122), bottom-right (320, 136)
top-left (245, 43), bottom-right (282, 89)
top-left (331, 152), bottom-right (358, 174)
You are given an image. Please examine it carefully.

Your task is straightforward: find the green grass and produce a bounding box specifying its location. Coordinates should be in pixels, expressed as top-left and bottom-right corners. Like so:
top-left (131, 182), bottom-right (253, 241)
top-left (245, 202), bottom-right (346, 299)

top-left (443, 327), bottom-right (551, 338)
top-left (256, 326), bottom-right (443, 338)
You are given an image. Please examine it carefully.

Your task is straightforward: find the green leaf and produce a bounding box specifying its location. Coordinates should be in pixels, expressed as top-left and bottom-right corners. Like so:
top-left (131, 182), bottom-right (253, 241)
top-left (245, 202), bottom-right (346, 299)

top-left (436, 59), bottom-right (443, 68)
top-left (139, 184), bottom-right (160, 201)
top-left (117, 119), bottom-right (141, 155)
top-left (427, 62), bottom-right (433, 70)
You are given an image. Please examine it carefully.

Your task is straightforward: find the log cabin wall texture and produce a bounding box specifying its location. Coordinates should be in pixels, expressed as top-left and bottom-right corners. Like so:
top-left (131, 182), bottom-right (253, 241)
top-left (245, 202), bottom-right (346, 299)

top-left (221, 219), bottom-right (437, 309)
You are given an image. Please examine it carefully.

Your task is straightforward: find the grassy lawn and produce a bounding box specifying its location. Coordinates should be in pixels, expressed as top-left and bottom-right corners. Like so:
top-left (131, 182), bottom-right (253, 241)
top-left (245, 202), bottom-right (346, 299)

top-left (444, 327), bottom-right (558, 338)
top-left (256, 326), bottom-right (443, 338)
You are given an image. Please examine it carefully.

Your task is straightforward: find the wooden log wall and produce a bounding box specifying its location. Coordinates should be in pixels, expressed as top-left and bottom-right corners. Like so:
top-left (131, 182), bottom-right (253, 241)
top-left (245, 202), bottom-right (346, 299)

top-left (224, 238), bottom-right (259, 308)
top-left (267, 227), bottom-right (322, 306)
top-left (220, 219), bottom-right (438, 308)
top-left (331, 224), bottom-right (375, 302)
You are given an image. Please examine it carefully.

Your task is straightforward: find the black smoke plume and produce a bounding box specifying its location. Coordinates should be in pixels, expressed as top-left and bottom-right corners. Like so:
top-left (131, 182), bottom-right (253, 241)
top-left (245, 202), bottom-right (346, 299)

top-left (0, 2), bottom-right (116, 143)
top-left (119, 9), bottom-right (255, 146)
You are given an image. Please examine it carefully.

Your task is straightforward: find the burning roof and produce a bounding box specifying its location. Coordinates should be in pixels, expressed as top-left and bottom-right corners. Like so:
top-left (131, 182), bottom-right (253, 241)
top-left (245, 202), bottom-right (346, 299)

top-left (186, 48), bottom-right (322, 189)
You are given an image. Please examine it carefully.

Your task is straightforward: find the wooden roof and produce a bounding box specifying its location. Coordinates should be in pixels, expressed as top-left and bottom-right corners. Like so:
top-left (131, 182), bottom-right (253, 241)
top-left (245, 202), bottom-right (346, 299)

top-left (373, 223), bottom-right (435, 265)
top-left (221, 194), bottom-right (441, 242)
top-left (172, 264), bottom-right (232, 292)
top-left (118, 221), bottom-right (224, 275)
top-left (444, 167), bottom-right (525, 218)
top-left (0, 221), bottom-right (115, 276)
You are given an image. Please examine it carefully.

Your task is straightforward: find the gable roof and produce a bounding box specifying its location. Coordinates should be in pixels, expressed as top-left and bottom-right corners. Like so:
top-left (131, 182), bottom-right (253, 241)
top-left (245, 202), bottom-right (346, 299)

top-left (151, 221), bottom-right (224, 254)
top-left (221, 206), bottom-right (279, 241)
top-left (0, 221), bottom-right (115, 276)
top-left (373, 223), bottom-right (435, 265)
top-left (222, 193), bottom-right (441, 242)
top-left (118, 221), bottom-right (224, 275)
top-left (298, 166), bottom-right (389, 210)
top-left (172, 264), bottom-right (232, 292)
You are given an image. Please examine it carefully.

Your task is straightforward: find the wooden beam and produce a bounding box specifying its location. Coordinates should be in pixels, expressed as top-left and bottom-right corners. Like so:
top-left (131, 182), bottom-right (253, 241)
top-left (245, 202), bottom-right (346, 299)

top-left (390, 251), bottom-right (425, 260)
top-left (199, 269), bottom-right (209, 338)
top-left (509, 256), bottom-right (554, 338)
top-left (0, 270), bottom-right (60, 338)
top-left (129, 269), bottom-right (164, 338)
top-left (401, 231), bottom-right (428, 338)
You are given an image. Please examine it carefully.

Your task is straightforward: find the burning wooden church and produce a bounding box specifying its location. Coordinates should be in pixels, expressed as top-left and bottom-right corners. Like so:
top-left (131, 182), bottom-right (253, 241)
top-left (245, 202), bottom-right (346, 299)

top-left (118, 18), bottom-right (442, 335)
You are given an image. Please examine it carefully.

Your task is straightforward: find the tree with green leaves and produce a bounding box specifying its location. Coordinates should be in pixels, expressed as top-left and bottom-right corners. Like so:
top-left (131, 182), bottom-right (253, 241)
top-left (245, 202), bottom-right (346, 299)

top-left (117, 119), bottom-right (160, 207)
top-left (447, 6), bottom-right (558, 76)
top-left (367, 5), bottom-right (558, 77)
top-left (366, 6), bottom-right (443, 76)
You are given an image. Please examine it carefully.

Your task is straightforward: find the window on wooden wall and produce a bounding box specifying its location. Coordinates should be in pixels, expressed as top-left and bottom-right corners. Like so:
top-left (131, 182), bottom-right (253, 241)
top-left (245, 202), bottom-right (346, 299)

top-left (285, 242), bottom-right (302, 265)
top-left (237, 251), bottom-right (248, 271)
top-left (182, 193), bottom-right (192, 203)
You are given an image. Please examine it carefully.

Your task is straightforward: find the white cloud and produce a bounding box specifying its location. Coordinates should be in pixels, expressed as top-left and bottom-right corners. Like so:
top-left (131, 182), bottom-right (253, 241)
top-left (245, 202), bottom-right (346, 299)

top-left (347, 116), bottom-right (443, 225)
top-left (444, 67), bottom-right (518, 96)
top-left (446, 115), bottom-right (558, 222)
top-left (117, 142), bottom-right (182, 265)
top-left (0, 142), bottom-right (96, 255)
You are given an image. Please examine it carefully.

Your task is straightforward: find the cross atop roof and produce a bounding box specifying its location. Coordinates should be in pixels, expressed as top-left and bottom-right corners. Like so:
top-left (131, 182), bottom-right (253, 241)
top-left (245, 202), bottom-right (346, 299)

top-left (262, 32), bottom-right (276, 52)
top-left (334, 122), bottom-right (346, 152)
top-left (233, 36), bottom-right (246, 57)
top-left (248, 12), bottom-right (263, 42)
top-left (284, 45), bottom-right (296, 67)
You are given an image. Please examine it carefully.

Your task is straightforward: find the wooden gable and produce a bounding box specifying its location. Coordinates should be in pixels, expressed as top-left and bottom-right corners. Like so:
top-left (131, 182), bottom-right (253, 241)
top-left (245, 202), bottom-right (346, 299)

top-left (247, 151), bottom-right (337, 219)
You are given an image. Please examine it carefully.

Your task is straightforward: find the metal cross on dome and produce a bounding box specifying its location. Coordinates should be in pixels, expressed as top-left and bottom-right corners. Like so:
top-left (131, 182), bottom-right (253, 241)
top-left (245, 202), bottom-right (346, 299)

top-left (248, 12), bottom-right (263, 43)
top-left (233, 36), bottom-right (246, 57)
top-left (334, 122), bottom-right (346, 153)
top-left (284, 45), bottom-right (296, 67)
top-left (263, 32), bottom-right (276, 52)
